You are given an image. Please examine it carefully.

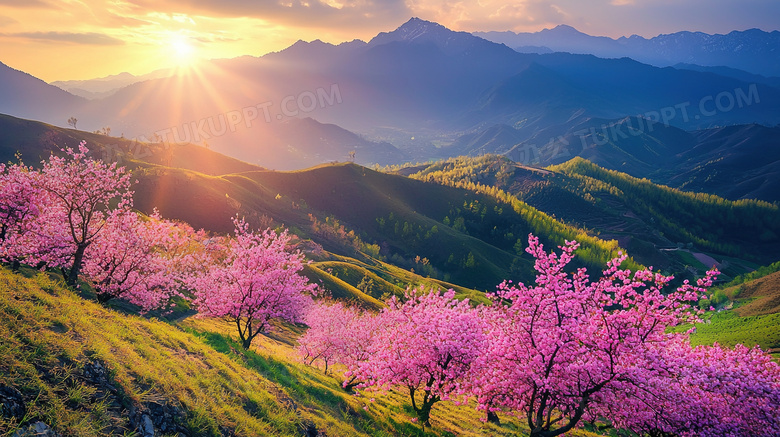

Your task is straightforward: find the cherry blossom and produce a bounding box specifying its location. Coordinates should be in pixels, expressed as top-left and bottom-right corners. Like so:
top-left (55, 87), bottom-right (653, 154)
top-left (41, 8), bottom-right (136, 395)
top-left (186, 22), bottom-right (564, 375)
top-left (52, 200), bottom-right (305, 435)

top-left (350, 287), bottom-right (487, 427)
top-left (188, 217), bottom-right (317, 349)
top-left (37, 141), bottom-right (133, 285)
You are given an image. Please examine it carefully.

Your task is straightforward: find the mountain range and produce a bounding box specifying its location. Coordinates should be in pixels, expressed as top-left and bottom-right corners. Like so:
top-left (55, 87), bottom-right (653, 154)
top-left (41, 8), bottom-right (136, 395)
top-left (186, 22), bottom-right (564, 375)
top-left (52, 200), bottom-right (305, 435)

top-left (1, 18), bottom-right (779, 172)
top-left (51, 69), bottom-right (173, 100)
top-left (1, 18), bottom-right (780, 203)
top-left (475, 25), bottom-right (780, 77)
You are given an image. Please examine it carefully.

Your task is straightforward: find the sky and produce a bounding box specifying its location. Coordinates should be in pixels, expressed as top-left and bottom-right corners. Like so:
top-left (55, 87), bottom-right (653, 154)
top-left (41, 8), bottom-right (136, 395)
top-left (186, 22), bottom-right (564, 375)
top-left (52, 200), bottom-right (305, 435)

top-left (1, 0), bottom-right (779, 82)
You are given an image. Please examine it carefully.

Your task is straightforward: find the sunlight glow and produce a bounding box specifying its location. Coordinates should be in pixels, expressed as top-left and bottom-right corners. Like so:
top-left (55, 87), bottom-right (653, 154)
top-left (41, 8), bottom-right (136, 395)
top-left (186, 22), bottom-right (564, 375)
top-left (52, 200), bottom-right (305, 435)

top-left (168, 34), bottom-right (196, 65)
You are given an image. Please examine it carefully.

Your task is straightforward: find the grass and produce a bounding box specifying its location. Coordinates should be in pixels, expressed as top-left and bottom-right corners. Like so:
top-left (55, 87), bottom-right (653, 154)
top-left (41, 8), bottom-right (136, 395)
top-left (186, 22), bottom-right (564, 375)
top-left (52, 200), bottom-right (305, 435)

top-left (0, 265), bottom-right (605, 436)
top-left (686, 311), bottom-right (780, 358)
top-left (669, 263), bottom-right (780, 360)
top-left (0, 268), bottom-right (300, 436)
top-left (303, 264), bottom-right (385, 311)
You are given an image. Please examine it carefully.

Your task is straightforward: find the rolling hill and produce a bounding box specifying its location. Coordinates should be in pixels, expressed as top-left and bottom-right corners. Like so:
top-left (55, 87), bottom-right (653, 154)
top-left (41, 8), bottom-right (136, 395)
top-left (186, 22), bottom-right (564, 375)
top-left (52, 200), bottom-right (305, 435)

top-left (0, 114), bottom-right (631, 294)
top-left (407, 155), bottom-right (780, 283)
top-left (451, 118), bottom-right (780, 203)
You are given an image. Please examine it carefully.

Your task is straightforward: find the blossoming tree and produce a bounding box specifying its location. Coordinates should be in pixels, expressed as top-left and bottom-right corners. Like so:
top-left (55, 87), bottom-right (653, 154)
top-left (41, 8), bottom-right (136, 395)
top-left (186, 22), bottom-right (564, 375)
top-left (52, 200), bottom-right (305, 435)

top-left (350, 287), bottom-right (486, 427)
top-left (188, 217), bottom-right (316, 349)
top-left (299, 301), bottom-right (379, 389)
top-left (0, 160), bottom-right (46, 268)
top-left (466, 235), bottom-right (780, 437)
top-left (82, 211), bottom-right (193, 312)
top-left (38, 141), bottom-right (133, 286)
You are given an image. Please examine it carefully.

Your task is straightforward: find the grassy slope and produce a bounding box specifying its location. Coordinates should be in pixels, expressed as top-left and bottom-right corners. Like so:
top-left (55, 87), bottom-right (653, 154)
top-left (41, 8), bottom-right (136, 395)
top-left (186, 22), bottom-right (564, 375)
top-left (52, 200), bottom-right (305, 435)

top-left (689, 311), bottom-right (780, 357)
top-left (0, 267), bottom-right (603, 437)
top-left (682, 269), bottom-right (780, 358)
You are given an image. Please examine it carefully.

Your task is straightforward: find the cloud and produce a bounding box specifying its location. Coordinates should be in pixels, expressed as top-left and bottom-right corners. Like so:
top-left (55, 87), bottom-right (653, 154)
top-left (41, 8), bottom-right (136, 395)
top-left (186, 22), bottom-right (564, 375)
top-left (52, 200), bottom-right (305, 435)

top-left (0, 0), bottom-right (54, 8)
top-left (405, 0), bottom-right (568, 32)
top-left (0, 15), bottom-right (18, 26)
top-left (124, 0), bottom-right (412, 30)
top-left (5, 31), bottom-right (126, 45)
top-left (194, 34), bottom-right (242, 44)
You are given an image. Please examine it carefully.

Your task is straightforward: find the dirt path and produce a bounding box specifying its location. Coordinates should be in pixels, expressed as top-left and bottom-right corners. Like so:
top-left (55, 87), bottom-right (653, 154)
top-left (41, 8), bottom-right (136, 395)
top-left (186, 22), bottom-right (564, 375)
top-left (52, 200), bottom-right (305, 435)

top-left (692, 252), bottom-right (720, 268)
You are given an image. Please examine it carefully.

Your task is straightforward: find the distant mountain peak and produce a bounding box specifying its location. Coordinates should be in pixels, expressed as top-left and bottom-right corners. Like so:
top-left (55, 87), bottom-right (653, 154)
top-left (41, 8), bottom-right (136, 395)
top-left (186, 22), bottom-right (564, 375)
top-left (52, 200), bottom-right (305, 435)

top-left (397, 17), bottom-right (448, 36)
top-left (367, 17), bottom-right (512, 57)
top-left (370, 17), bottom-right (454, 45)
top-left (547, 24), bottom-right (581, 34)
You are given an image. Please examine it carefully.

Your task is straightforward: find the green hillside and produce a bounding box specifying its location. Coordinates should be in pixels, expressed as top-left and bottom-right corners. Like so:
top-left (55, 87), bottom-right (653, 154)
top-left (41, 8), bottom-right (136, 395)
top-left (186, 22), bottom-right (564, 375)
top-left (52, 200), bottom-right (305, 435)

top-left (551, 157), bottom-right (780, 260)
top-left (409, 155), bottom-right (780, 282)
top-left (675, 265), bottom-right (780, 358)
top-left (0, 266), bottom-right (611, 437)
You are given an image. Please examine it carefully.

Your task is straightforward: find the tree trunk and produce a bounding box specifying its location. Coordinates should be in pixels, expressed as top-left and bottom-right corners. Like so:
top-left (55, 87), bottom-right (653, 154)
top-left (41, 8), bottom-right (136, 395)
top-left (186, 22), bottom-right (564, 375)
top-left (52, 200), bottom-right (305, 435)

top-left (409, 387), bottom-right (438, 429)
top-left (96, 289), bottom-right (113, 303)
top-left (67, 243), bottom-right (88, 287)
top-left (342, 377), bottom-right (360, 392)
top-left (486, 410), bottom-right (500, 425)
top-left (11, 259), bottom-right (20, 272)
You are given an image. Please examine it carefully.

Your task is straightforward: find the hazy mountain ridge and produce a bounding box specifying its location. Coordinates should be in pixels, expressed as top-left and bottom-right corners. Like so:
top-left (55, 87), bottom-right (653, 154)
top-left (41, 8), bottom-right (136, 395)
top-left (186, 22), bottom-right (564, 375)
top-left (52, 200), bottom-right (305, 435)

top-left (0, 61), bottom-right (86, 124)
top-left (672, 63), bottom-right (780, 89)
top-left (475, 25), bottom-right (780, 77)
top-left (50, 69), bottom-right (174, 99)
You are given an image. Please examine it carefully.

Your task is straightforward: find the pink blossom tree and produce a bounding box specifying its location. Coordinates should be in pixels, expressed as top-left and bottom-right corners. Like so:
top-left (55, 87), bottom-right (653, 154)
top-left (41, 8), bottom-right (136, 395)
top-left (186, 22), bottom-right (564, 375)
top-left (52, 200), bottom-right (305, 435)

top-left (0, 161), bottom-right (44, 269)
top-left (349, 287), bottom-right (486, 427)
top-left (0, 160), bottom-right (69, 270)
top-left (37, 141), bottom-right (133, 286)
top-left (299, 301), bottom-right (379, 389)
top-left (81, 211), bottom-right (192, 312)
top-left (188, 217), bottom-right (316, 349)
top-left (464, 235), bottom-right (780, 437)
top-left (595, 336), bottom-right (780, 437)
top-left (299, 301), bottom-right (353, 373)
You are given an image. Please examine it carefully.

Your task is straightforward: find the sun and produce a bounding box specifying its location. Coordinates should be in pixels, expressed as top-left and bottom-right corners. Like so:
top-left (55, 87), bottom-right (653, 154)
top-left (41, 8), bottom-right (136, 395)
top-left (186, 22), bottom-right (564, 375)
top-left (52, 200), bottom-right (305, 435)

top-left (168, 34), bottom-right (196, 65)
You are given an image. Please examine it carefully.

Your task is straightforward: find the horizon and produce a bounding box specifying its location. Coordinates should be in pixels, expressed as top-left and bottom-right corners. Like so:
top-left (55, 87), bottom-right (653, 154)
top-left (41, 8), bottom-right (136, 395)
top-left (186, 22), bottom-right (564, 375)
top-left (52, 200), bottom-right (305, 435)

top-left (1, 0), bottom-right (779, 82)
top-left (35, 21), bottom-right (777, 83)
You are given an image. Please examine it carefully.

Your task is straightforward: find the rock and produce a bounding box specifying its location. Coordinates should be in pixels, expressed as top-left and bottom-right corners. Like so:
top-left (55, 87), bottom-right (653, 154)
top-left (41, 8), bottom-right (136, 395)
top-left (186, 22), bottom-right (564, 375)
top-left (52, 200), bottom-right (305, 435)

top-left (82, 360), bottom-right (109, 386)
top-left (11, 421), bottom-right (61, 437)
top-left (0, 385), bottom-right (25, 420)
top-left (299, 419), bottom-right (327, 437)
top-left (141, 414), bottom-right (155, 437)
top-left (146, 400), bottom-right (188, 435)
top-left (128, 400), bottom-right (189, 437)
